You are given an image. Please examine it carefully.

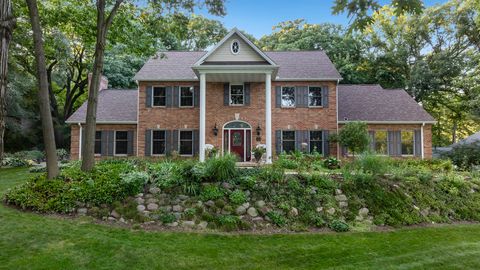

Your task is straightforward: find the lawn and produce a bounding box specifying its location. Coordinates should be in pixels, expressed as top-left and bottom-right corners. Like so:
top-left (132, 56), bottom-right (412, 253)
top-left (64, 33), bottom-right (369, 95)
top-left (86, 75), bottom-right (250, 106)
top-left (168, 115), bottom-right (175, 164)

top-left (1, 167), bottom-right (480, 270)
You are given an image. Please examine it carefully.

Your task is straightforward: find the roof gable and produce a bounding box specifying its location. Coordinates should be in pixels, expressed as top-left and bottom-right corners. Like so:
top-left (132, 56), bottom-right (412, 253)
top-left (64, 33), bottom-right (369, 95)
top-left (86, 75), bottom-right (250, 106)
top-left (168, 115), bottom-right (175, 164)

top-left (194, 28), bottom-right (276, 66)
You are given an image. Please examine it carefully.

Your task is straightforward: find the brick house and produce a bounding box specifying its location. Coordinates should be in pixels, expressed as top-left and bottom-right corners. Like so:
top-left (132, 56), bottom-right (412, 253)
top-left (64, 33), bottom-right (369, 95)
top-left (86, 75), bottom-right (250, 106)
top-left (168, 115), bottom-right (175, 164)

top-left (66, 28), bottom-right (435, 162)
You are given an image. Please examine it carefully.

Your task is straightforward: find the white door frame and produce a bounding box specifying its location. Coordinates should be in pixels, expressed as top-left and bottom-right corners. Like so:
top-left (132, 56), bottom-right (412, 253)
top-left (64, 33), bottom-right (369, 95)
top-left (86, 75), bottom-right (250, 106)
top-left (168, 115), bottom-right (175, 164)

top-left (222, 120), bottom-right (252, 162)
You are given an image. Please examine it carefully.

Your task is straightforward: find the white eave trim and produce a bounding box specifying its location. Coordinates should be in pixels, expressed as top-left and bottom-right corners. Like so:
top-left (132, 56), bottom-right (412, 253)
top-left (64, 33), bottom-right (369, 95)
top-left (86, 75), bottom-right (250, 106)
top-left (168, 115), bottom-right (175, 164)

top-left (274, 77), bottom-right (343, 81)
top-left (338, 120), bottom-right (437, 124)
top-left (65, 121), bottom-right (138, 124)
top-left (134, 78), bottom-right (200, 82)
top-left (193, 28), bottom-right (277, 67)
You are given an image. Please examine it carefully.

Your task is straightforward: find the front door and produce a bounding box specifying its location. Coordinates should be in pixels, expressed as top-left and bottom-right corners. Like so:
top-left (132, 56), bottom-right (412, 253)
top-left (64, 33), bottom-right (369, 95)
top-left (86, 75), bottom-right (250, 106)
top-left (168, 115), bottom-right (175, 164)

top-left (230, 129), bottom-right (244, 161)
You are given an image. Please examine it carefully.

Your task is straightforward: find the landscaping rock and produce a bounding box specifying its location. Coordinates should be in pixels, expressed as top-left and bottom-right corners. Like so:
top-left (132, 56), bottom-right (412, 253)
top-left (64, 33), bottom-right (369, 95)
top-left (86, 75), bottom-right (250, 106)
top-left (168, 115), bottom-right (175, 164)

top-left (166, 222), bottom-right (178, 227)
top-left (110, 210), bottom-right (121, 219)
top-left (182, 221), bottom-right (195, 228)
top-left (335, 194), bottom-right (347, 202)
top-left (205, 200), bottom-right (215, 207)
top-left (196, 201), bottom-right (203, 208)
top-left (242, 202), bottom-right (250, 209)
top-left (147, 203), bottom-right (159, 211)
top-left (236, 205), bottom-right (247, 215)
top-left (252, 217), bottom-right (264, 222)
top-left (119, 217), bottom-right (126, 223)
top-left (327, 208), bottom-right (336, 215)
top-left (222, 182), bottom-right (233, 190)
top-left (247, 207), bottom-right (258, 217)
top-left (135, 193), bottom-right (144, 198)
top-left (335, 189), bottom-right (343, 195)
top-left (258, 206), bottom-right (270, 216)
top-left (146, 198), bottom-right (158, 204)
top-left (77, 208), bottom-right (88, 215)
top-left (174, 213), bottom-right (182, 220)
top-left (339, 201), bottom-right (348, 208)
top-left (316, 207), bottom-right (323, 213)
top-left (107, 217), bottom-right (116, 221)
top-left (289, 207), bottom-right (299, 217)
top-left (137, 205), bottom-right (146, 212)
top-left (172, 205), bottom-right (183, 212)
top-left (359, 208), bottom-right (369, 217)
top-left (197, 221), bottom-right (208, 229)
top-left (135, 197), bottom-right (145, 205)
top-left (149, 187), bottom-right (161, 194)
top-left (255, 200), bottom-right (266, 208)
top-left (178, 195), bottom-right (189, 201)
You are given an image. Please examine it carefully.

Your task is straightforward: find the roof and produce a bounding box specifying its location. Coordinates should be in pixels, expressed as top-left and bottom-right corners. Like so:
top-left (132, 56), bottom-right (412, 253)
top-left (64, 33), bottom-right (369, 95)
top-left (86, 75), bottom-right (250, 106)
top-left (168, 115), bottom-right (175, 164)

top-left (454, 131), bottom-right (480, 146)
top-left (338, 84), bottom-right (435, 123)
top-left (133, 50), bottom-right (342, 81)
top-left (66, 89), bottom-right (137, 124)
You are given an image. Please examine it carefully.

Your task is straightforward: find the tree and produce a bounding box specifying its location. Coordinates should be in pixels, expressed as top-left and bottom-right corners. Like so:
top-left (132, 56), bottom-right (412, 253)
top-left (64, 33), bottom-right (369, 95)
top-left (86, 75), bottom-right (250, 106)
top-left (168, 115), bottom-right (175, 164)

top-left (25, 0), bottom-right (59, 178)
top-left (337, 122), bottom-right (370, 157)
top-left (0, 0), bottom-right (15, 165)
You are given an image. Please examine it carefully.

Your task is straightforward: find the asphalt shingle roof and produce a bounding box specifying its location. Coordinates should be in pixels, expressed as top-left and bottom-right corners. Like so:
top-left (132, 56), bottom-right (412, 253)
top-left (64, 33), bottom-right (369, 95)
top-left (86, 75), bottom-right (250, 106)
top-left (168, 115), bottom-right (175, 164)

top-left (338, 85), bottom-right (435, 122)
top-left (133, 50), bottom-right (342, 81)
top-left (66, 89), bottom-right (137, 123)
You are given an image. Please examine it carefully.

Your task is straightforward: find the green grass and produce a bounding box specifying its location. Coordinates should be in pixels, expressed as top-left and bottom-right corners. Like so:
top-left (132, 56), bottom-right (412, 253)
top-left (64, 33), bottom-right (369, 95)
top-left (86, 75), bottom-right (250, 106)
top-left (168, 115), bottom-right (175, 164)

top-left (2, 167), bottom-right (480, 269)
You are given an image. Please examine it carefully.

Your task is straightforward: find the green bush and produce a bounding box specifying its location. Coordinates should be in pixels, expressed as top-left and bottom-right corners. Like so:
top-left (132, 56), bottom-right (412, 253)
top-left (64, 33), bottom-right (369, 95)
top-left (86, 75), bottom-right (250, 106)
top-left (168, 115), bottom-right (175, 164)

top-left (323, 157), bottom-right (340, 170)
top-left (200, 185), bottom-right (225, 201)
top-left (266, 211), bottom-right (287, 226)
top-left (1, 157), bottom-right (30, 167)
top-left (444, 141), bottom-right (480, 170)
top-left (160, 213), bottom-right (177, 224)
top-left (352, 153), bottom-right (390, 175)
top-left (329, 220), bottom-right (349, 232)
top-left (205, 154), bottom-right (238, 181)
top-left (120, 171), bottom-right (149, 195)
top-left (337, 122), bottom-right (370, 156)
top-left (229, 190), bottom-right (246, 205)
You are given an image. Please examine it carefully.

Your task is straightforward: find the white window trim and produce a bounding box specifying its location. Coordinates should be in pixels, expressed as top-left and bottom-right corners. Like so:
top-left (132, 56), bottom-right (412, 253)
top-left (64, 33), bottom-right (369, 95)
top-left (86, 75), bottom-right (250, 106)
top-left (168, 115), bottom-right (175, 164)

top-left (179, 86), bottom-right (195, 108)
top-left (179, 129), bottom-right (194, 157)
top-left (230, 39), bottom-right (240, 55)
top-left (307, 86), bottom-right (324, 108)
top-left (281, 130), bottom-right (296, 153)
top-left (151, 129), bottom-right (167, 156)
top-left (114, 130), bottom-right (129, 156)
top-left (281, 86), bottom-right (296, 108)
top-left (373, 130), bottom-right (389, 156)
top-left (152, 86), bottom-right (167, 108)
top-left (229, 83), bottom-right (245, 106)
top-left (400, 130), bottom-right (415, 157)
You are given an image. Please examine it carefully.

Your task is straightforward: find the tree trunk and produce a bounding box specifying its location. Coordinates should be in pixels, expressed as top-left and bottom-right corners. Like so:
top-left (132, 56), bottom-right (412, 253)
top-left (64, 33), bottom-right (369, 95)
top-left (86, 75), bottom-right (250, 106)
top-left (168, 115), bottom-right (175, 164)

top-left (0, 0), bottom-right (15, 165)
top-left (81, 0), bottom-right (123, 171)
top-left (26, 0), bottom-right (59, 178)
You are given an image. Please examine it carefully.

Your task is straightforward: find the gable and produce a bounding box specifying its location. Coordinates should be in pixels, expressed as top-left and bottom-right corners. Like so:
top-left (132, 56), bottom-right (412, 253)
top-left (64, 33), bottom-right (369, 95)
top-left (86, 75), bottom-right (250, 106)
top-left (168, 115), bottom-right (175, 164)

top-left (203, 33), bottom-right (266, 64)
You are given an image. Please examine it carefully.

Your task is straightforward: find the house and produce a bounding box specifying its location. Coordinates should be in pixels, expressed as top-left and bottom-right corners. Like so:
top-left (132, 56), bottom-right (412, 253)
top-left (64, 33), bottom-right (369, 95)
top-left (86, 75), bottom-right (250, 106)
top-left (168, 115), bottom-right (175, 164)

top-left (66, 28), bottom-right (436, 162)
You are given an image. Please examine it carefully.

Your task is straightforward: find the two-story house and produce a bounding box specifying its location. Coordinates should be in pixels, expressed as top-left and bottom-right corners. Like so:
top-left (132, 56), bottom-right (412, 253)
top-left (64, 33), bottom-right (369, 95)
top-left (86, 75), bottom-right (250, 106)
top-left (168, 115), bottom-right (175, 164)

top-left (66, 28), bottom-right (435, 162)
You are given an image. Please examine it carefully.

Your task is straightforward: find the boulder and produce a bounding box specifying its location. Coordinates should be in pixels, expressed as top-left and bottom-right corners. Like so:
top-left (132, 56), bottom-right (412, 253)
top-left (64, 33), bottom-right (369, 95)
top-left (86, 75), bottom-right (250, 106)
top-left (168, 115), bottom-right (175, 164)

top-left (252, 217), bottom-right (264, 222)
top-left (222, 182), bottom-right (233, 190)
top-left (119, 217), bottom-right (126, 223)
top-left (166, 222), bottom-right (178, 227)
top-left (110, 210), bottom-right (121, 219)
top-left (335, 194), bottom-right (347, 202)
top-left (172, 205), bottom-right (183, 212)
top-left (146, 198), bottom-right (158, 204)
top-left (327, 207), bottom-right (336, 215)
top-left (136, 205), bottom-right (146, 212)
top-left (197, 221), bottom-right (208, 229)
top-left (135, 193), bottom-right (144, 198)
top-left (255, 200), bottom-right (266, 208)
top-left (205, 200), bottom-right (215, 207)
top-left (149, 187), bottom-right (161, 194)
top-left (247, 207), bottom-right (258, 217)
top-left (135, 197), bottom-right (145, 205)
top-left (77, 208), bottom-right (88, 215)
top-left (178, 195), bottom-right (189, 201)
top-left (236, 205), bottom-right (247, 215)
top-left (289, 207), bottom-right (299, 217)
top-left (335, 189), bottom-right (343, 195)
top-left (181, 221), bottom-right (195, 228)
top-left (147, 203), bottom-right (159, 211)
top-left (241, 202), bottom-right (250, 209)
top-left (339, 201), bottom-right (348, 208)
top-left (358, 207), bottom-right (369, 217)
top-left (316, 207), bottom-right (323, 213)
top-left (107, 217), bottom-right (116, 221)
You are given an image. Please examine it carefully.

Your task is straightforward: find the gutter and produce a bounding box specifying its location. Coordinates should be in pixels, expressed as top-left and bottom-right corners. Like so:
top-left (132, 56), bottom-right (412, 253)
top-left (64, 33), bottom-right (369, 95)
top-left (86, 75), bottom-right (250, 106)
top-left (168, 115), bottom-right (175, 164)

top-left (338, 120), bottom-right (437, 124)
top-left (65, 121), bottom-right (138, 124)
top-left (336, 79), bottom-right (340, 159)
top-left (421, 122), bottom-right (425, 159)
top-left (78, 123), bottom-right (82, 160)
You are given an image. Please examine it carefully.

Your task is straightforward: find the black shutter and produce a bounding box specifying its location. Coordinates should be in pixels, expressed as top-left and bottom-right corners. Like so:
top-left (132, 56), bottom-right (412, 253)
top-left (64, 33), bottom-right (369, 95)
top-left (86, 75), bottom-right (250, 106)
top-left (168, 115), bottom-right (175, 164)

top-left (224, 83), bottom-right (230, 106)
top-left (244, 83), bottom-right (250, 105)
top-left (171, 86), bottom-right (178, 107)
top-left (369, 131), bottom-right (375, 153)
top-left (275, 86), bottom-right (282, 108)
top-left (414, 130), bottom-right (422, 157)
top-left (322, 86), bottom-right (329, 108)
top-left (275, 130), bottom-right (282, 154)
top-left (145, 129), bottom-right (152, 156)
top-left (296, 86), bottom-right (307, 108)
top-left (146, 86), bottom-right (152, 107)
top-left (193, 129), bottom-right (199, 155)
top-left (194, 86), bottom-right (200, 107)
top-left (172, 130), bottom-right (179, 153)
top-left (165, 130), bottom-right (171, 154)
top-left (395, 131), bottom-right (402, 156)
top-left (107, 130), bottom-right (114, 156)
top-left (388, 131), bottom-right (395, 156)
top-left (323, 130), bottom-right (330, 156)
top-left (303, 130), bottom-right (310, 153)
top-left (127, 130), bottom-right (134, 156)
top-left (100, 131), bottom-right (108, 156)
top-left (295, 130), bottom-right (302, 151)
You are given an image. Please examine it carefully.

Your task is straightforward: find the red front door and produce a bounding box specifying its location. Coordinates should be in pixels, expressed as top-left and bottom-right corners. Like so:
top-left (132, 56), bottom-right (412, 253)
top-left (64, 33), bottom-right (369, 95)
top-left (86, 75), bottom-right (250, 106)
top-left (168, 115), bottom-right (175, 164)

top-left (230, 129), bottom-right (244, 161)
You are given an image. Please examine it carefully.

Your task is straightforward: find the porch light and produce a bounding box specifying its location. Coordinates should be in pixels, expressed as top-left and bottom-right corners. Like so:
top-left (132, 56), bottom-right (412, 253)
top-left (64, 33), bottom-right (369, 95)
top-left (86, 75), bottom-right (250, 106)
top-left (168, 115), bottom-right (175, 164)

top-left (213, 123), bottom-right (218, 136)
top-left (256, 125), bottom-right (262, 136)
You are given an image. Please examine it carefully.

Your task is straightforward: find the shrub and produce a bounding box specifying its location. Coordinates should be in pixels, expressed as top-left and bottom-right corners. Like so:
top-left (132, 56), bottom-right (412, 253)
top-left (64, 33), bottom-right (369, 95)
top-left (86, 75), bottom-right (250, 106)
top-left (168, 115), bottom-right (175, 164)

top-left (160, 213), bottom-right (177, 224)
top-left (266, 211), bottom-right (287, 227)
top-left (323, 157), bottom-right (340, 170)
top-left (148, 162), bottom-right (181, 189)
top-left (120, 171), bottom-right (149, 195)
top-left (329, 220), bottom-right (349, 232)
top-left (444, 141), bottom-right (480, 170)
top-left (205, 154), bottom-right (238, 181)
top-left (200, 185), bottom-right (225, 201)
top-left (56, 149), bottom-right (69, 161)
top-left (216, 215), bottom-right (241, 231)
top-left (257, 165), bottom-right (284, 183)
top-left (229, 190), bottom-right (246, 205)
top-left (337, 122), bottom-right (370, 157)
top-left (352, 153), bottom-right (390, 176)
top-left (1, 157), bottom-right (30, 168)
top-left (276, 153), bottom-right (298, 170)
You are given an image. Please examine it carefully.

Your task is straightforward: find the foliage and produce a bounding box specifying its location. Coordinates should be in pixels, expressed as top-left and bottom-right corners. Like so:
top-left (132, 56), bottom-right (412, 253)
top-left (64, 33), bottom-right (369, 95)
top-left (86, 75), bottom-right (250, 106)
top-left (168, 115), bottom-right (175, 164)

top-left (228, 190), bottom-right (246, 205)
top-left (349, 152), bottom-right (391, 176)
top-left (337, 122), bottom-right (370, 156)
top-left (1, 157), bottom-right (30, 168)
top-left (200, 185), bottom-right (225, 201)
top-left (120, 171), bottom-right (149, 195)
top-left (252, 145), bottom-right (266, 163)
top-left (329, 220), bottom-right (350, 232)
top-left (204, 154), bottom-right (238, 181)
top-left (266, 211), bottom-right (287, 227)
top-left (444, 141), bottom-right (480, 170)
top-left (323, 157), bottom-right (340, 170)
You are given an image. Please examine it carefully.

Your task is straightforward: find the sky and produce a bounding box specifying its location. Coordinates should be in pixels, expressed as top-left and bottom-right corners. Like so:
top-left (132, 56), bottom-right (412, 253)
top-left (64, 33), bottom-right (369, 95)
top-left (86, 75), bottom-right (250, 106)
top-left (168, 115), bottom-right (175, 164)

top-left (194, 0), bottom-right (449, 39)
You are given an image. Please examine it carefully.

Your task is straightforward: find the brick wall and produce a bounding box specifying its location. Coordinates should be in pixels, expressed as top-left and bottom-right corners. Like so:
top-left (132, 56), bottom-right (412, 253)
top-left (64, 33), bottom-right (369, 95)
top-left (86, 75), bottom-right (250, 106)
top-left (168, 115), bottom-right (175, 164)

top-left (70, 124), bottom-right (137, 160)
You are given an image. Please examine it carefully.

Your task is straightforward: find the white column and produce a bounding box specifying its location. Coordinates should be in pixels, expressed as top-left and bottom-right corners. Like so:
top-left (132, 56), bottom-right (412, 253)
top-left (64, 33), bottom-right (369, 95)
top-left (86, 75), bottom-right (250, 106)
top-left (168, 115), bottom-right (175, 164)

top-left (421, 123), bottom-right (425, 160)
top-left (199, 73), bottom-right (206, 162)
top-left (265, 73), bottom-right (272, 163)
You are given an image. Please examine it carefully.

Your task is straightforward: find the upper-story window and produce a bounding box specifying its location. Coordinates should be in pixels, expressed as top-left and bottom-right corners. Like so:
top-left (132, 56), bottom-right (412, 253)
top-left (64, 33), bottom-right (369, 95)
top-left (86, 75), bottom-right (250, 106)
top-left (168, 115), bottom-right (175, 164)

top-left (281, 86), bottom-right (295, 108)
top-left (308, 86), bottom-right (323, 107)
top-left (180, 86), bottom-right (194, 107)
top-left (230, 84), bottom-right (244, 105)
top-left (401, 130), bottom-right (414, 156)
top-left (153, 86), bottom-right (166, 107)
top-left (231, 39), bottom-right (240, 54)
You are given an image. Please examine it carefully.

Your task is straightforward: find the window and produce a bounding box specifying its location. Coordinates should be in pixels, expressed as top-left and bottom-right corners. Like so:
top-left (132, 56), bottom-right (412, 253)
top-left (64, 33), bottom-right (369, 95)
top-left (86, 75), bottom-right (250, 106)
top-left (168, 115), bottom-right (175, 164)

top-left (282, 131), bottom-right (295, 153)
top-left (179, 130), bottom-right (193, 156)
top-left (94, 131), bottom-right (102, 155)
top-left (152, 130), bottom-right (166, 155)
top-left (230, 84), bottom-right (244, 105)
top-left (374, 131), bottom-right (388, 155)
top-left (401, 131), bottom-right (414, 155)
top-left (115, 131), bottom-right (128, 155)
top-left (281, 87), bottom-right (295, 107)
top-left (231, 40), bottom-right (240, 54)
top-left (180, 86), bottom-right (194, 107)
top-left (153, 86), bottom-right (166, 106)
top-left (308, 86), bottom-right (323, 107)
top-left (309, 131), bottom-right (323, 154)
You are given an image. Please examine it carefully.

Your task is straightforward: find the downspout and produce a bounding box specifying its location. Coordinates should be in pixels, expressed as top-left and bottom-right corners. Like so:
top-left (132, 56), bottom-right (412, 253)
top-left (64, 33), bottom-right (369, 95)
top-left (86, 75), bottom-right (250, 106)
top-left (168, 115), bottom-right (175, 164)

top-left (78, 123), bottom-right (82, 160)
top-left (421, 122), bottom-right (425, 159)
top-left (136, 80), bottom-right (139, 157)
top-left (336, 79), bottom-right (340, 159)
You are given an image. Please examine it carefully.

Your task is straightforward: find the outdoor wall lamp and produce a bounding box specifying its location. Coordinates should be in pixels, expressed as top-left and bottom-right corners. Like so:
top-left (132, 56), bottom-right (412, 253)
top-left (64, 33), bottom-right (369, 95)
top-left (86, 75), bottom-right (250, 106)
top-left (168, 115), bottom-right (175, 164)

top-left (213, 123), bottom-right (218, 136)
top-left (256, 125), bottom-right (262, 136)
